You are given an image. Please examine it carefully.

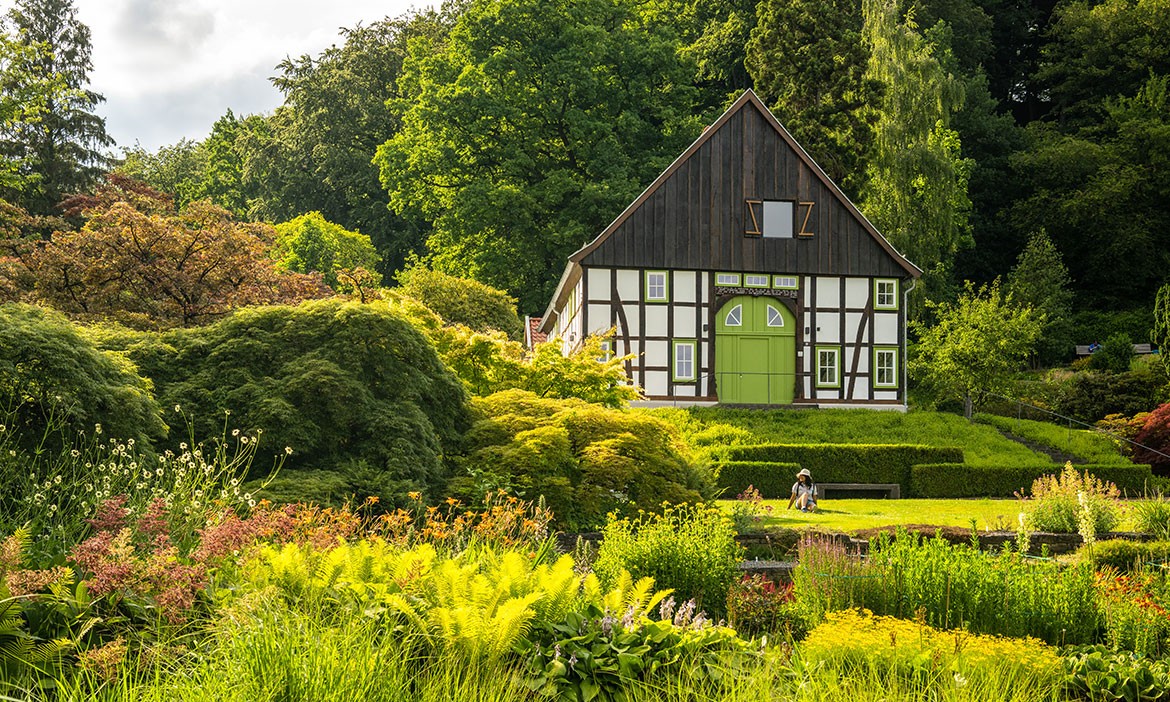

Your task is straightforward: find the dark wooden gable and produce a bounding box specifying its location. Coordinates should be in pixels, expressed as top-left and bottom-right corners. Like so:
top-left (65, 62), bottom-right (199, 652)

top-left (571, 91), bottom-right (919, 278)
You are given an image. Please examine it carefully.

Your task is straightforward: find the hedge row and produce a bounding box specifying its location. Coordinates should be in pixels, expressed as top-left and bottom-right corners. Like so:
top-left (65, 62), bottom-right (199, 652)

top-left (720, 444), bottom-right (964, 489)
top-left (909, 463), bottom-right (1158, 498)
top-left (715, 462), bottom-right (802, 498)
top-left (1087, 540), bottom-right (1170, 571)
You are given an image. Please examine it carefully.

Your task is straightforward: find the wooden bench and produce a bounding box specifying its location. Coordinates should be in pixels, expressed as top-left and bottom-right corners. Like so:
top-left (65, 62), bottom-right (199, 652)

top-left (818, 482), bottom-right (901, 499)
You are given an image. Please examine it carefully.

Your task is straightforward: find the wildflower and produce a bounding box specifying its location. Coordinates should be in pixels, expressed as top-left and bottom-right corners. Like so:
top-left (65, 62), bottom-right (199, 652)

top-left (284, 446), bottom-right (293, 455)
top-left (71, 449), bottom-right (80, 458)
top-left (174, 405), bottom-right (181, 413)
top-left (95, 424), bottom-right (102, 434)
top-left (232, 429), bottom-right (240, 437)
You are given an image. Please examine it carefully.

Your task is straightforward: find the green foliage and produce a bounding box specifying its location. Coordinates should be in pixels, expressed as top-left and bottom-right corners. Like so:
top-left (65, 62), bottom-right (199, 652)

top-left (1157, 284), bottom-right (1170, 381)
top-left (910, 280), bottom-right (1043, 412)
top-left (1005, 230), bottom-right (1075, 365)
top-left (714, 462), bottom-right (801, 499)
top-left (0, 303), bottom-right (165, 449)
top-left (1096, 569), bottom-right (1170, 658)
top-left (860, 0), bottom-right (972, 301)
top-left (909, 463), bottom-right (1154, 498)
top-left (375, 0), bottom-right (707, 312)
top-left (457, 390), bottom-right (706, 530)
top-left (1091, 333), bottom-right (1137, 374)
top-left (397, 266), bottom-right (524, 340)
top-left (720, 444), bottom-right (963, 489)
top-left (593, 504), bottom-right (742, 618)
top-left (272, 212), bottom-right (380, 289)
top-left (1026, 463), bottom-right (1121, 534)
top-left (1050, 367), bottom-right (1164, 424)
top-left (1134, 403), bottom-right (1170, 473)
top-left (98, 299), bottom-right (469, 504)
top-left (1062, 645), bottom-right (1170, 702)
top-left (795, 531), bottom-right (1100, 644)
top-left (745, 0), bottom-right (876, 192)
top-left (1086, 540), bottom-right (1170, 571)
top-left (724, 575), bottom-right (803, 640)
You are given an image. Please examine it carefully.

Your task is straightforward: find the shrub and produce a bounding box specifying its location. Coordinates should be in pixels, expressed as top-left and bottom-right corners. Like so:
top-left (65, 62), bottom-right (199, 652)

top-left (1096, 569), bottom-right (1170, 657)
top-left (397, 265), bottom-right (524, 340)
top-left (97, 299), bottom-right (470, 505)
top-left (1090, 333), bottom-right (1136, 374)
top-left (272, 212), bottom-right (381, 289)
top-left (1051, 367), bottom-right (1163, 423)
top-left (457, 390), bottom-right (708, 530)
top-left (0, 304), bottom-right (165, 450)
top-left (725, 575), bottom-right (804, 639)
top-left (794, 531), bottom-right (1100, 645)
top-left (1134, 403), bottom-right (1170, 473)
top-left (1133, 496), bottom-right (1170, 539)
top-left (1096, 412), bottom-right (1152, 456)
top-left (1026, 463), bottom-right (1121, 534)
top-left (719, 444), bottom-right (963, 490)
top-left (593, 504), bottom-right (742, 618)
top-left (910, 463), bottom-right (1155, 498)
top-left (715, 461), bottom-right (801, 498)
top-left (1086, 540), bottom-right (1170, 571)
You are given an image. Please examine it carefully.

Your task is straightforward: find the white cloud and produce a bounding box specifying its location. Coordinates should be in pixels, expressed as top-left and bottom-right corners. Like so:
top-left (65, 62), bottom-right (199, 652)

top-left (68, 0), bottom-right (429, 151)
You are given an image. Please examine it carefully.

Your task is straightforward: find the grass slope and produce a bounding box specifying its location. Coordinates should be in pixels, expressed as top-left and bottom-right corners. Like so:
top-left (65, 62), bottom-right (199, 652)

top-left (975, 413), bottom-right (1135, 466)
top-left (653, 407), bottom-right (1057, 467)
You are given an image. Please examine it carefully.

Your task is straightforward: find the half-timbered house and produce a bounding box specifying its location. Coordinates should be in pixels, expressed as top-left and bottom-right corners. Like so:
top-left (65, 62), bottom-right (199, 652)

top-left (537, 90), bottom-right (922, 407)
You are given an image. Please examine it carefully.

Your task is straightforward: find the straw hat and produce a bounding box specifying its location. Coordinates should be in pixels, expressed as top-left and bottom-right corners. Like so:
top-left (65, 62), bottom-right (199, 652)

top-left (797, 468), bottom-right (811, 478)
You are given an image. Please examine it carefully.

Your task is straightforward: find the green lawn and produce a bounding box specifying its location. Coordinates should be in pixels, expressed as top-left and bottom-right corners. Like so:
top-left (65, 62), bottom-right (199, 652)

top-left (719, 497), bottom-right (1138, 534)
top-left (653, 407), bottom-right (1060, 466)
top-left (975, 413), bottom-right (1135, 465)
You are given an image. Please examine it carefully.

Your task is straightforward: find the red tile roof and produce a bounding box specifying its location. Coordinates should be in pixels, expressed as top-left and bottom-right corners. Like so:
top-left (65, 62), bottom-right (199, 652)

top-left (526, 316), bottom-right (547, 348)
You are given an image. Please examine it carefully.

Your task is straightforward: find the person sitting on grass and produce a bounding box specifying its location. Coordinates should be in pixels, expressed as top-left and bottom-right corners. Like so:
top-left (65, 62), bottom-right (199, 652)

top-left (787, 468), bottom-right (818, 513)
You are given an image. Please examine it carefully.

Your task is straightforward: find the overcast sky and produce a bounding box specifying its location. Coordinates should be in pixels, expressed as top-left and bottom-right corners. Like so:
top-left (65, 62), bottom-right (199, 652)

top-left (61, 0), bottom-right (432, 153)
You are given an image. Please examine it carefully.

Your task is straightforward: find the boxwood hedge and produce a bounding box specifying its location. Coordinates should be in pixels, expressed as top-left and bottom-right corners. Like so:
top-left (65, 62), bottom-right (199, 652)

top-left (909, 463), bottom-right (1158, 498)
top-left (718, 444), bottom-right (963, 491)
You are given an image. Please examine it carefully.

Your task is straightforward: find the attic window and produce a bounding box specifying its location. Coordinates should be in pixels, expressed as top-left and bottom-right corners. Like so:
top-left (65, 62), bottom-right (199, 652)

top-left (725, 304), bottom-right (742, 327)
top-left (763, 201), bottom-right (794, 238)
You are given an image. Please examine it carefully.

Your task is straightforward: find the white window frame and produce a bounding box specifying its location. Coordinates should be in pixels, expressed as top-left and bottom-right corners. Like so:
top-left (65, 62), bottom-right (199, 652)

top-left (766, 305), bottom-right (785, 328)
top-left (874, 279), bottom-right (898, 310)
top-left (773, 276), bottom-right (799, 290)
top-left (874, 347), bottom-right (898, 388)
top-left (645, 271), bottom-right (668, 302)
top-left (816, 346), bottom-right (841, 388)
top-left (744, 274), bottom-right (770, 288)
top-left (672, 340), bottom-right (696, 383)
top-left (724, 304), bottom-right (743, 327)
top-left (715, 272), bottom-right (741, 286)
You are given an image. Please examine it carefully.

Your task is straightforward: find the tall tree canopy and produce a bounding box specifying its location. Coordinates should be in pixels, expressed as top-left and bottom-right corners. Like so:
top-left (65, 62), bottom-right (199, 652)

top-left (859, 0), bottom-right (972, 303)
top-left (745, 0), bottom-right (877, 193)
top-left (375, 0), bottom-right (707, 313)
top-left (0, 0), bottom-right (112, 218)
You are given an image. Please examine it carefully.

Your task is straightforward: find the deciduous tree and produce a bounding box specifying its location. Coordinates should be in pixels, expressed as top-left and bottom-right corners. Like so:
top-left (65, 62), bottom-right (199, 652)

top-left (272, 212), bottom-right (380, 290)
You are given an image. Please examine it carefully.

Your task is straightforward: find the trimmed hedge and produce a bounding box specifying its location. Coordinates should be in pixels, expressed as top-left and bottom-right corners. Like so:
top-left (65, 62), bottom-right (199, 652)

top-left (1087, 540), bottom-right (1170, 571)
top-left (910, 463), bottom-right (1158, 498)
top-left (721, 444), bottom-right (963, 489)
top-left (716, 462), bottom-right (801, 498)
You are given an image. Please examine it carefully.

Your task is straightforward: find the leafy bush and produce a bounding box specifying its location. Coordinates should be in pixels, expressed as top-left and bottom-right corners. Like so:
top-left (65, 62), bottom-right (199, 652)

top-left (457, 390), bottom-right (707, 530)
top-left (0, 304), bottom-right (165, 450)
top-left (802, 609), bottom-right (1062, 690)
top-left (725, 575), bottom-right (803, 639)
top-left (593, 504), bottom-right (742, 618)
top-left (1062, 646), bottom-right (1170, 702)
top-left (794, 531), bottom-right (1100, 645)
top-left (1096, 411), bottom-right (1153, 456)
top-left (1090, 332), bottom-right (1136, 374)
top-left (720, 444), bottom-right (963, 489)
top-left (272, 211), bottom-right (381, 289)
top-left (397, 265), bottom-right (524, 340)
top-left (1135, 403), bottom-right (1170, 473)
top-left (910, 463), bottom-right (1155, 498)
top-left (726, 485), bottom-right (774, 533)
top-left (715, 461), bottom-right (801, 498)
top-left (1133, 496), bottom-right (1170, 539)
top-left (1051, 367), bottom-right (1163, 423)
top-left (1026, 463), bottom-right (1121, 534)
top-left (1086, 540), bottom-right (1170, 571)
top-left (96, 299), bottom-right (470, 505)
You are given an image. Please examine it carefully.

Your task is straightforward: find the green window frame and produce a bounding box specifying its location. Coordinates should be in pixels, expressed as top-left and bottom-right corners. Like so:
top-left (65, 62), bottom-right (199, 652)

top-left (596, 340), bottom-right (614, 363)
top-left (645, 271), bottom-right (669, 303)
top-left (715, 272), bottom-right (741, 286)
top-left (672, 340), bottom-right (697, 383)
top-left (815, 346), bottom-right (841, 388)
top-left (873, 347), bottom-right (898, 388)
top-left (744, 273), bottom-right (771, 288)
top-left (773, 275), bottom-right (799, 290)
top-left (874, 279), bottom-right (899, 310)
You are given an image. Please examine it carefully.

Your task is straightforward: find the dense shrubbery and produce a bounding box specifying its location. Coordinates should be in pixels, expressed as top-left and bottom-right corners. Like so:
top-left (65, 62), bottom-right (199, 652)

top-left (715, 461), bottom-right (801, 498)
top-left (0, 304), bottom-right (166, 450)
top-left (1087, 540), bottom-right (1170, 571)
top-left (593, 504), bottom-right (742, 618)
top-left (717, 444), bottom-right (963, 491)
top-left (1026, 464), bottom-right (1121, 535)
top-left (397, 265), bottom-right (525, 341)
top-left (1049, 366), bottom-right (1164, 423)
top-left (1135, 403), bottom-right (1170, 473)
top-left (96, 299), bottom-right (470, 506)
top-left (456, 390), bottom-right (707, 530)
top-left (910, 463), bottom-right (1155, 498)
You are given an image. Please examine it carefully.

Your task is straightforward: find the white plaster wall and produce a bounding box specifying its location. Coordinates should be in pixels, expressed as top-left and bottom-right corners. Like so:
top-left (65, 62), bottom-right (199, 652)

top-left (874, 313), bottom-right (899, 344)
top-left (673, 307), bottom-right (697, 338)
top-left (674, 271), bottom-right (697, 303)
top-left (643, 340), bottom-right (669, 367)
top-left (845, 278), bottom-right (869, 309)
top-left (644, 371), bottom-right (668, 396)
top-left (587, 267), bottom-right (610, 296)
top-left (845, 312), bottom-right (865, 341)
top-left (645, 305), bottom-right (669, 337)
top-left (616, 269), bottom-right (640, 300)
top-left (587, 304), bottom-right (612, 334)
top-left (623, 304), bottom-right (640, 336)
top-left (816, 277), bottom-right (841, 308)
top-left (852, 377), bottom-right (870, 398)
top-left (848, 345), bottom-right (869, 373)
top-left (816, 389), bottom-right (842, 400)
top-left (874, 391), bottom-right (899, 401)
top-left (815, 312), bottom-right (841, 343)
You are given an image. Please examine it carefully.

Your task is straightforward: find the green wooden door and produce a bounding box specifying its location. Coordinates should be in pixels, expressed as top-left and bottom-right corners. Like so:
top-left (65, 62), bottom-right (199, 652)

top-left (715, 296), bottom-right (796, 404)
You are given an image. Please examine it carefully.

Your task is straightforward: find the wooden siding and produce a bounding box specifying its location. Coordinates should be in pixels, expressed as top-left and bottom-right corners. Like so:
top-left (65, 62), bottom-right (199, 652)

top-left (578, 100), bottom-right (908, 278)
